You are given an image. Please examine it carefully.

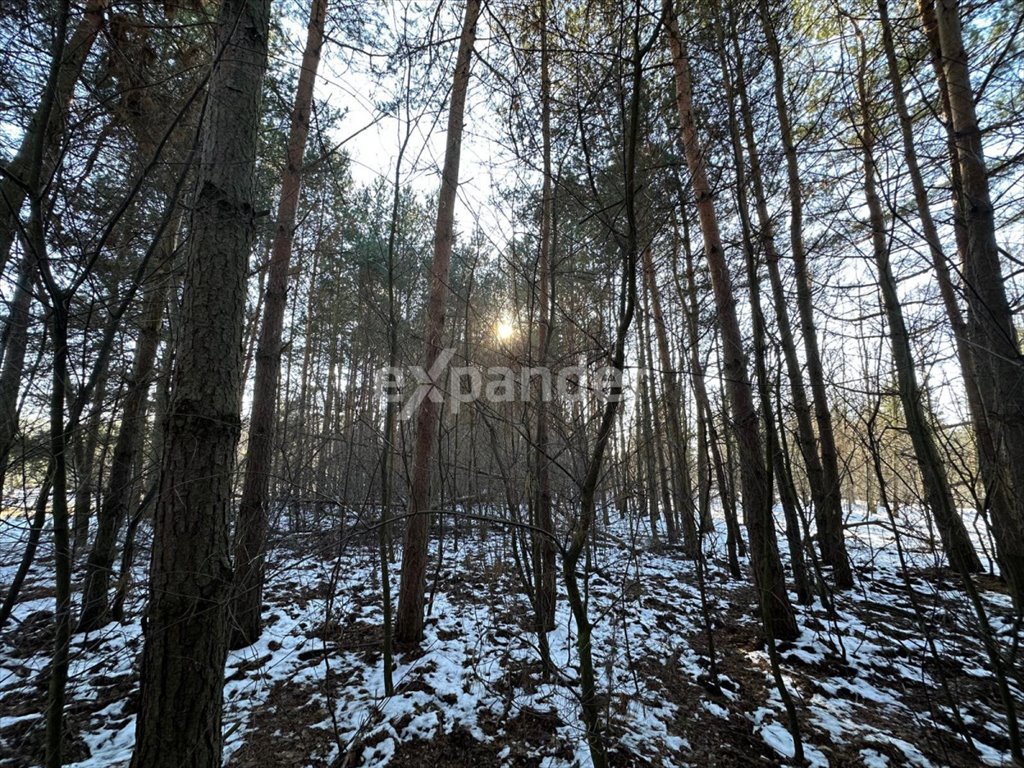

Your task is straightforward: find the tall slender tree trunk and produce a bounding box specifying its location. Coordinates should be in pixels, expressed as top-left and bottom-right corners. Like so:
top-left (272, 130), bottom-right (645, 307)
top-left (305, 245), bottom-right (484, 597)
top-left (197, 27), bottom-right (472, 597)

top-left (727, 5), bottom-right (850, 589)
top-left (715, 8), bottom-right (811, 603)
top-left (78, 212), bottom-right (182, 633)
top-left (857, 45), bottom-right (981, 577)
top-left (70, 361), bottom-right (109, 555)
top-left (877, 0), bottom-right (977, 411)
top-left (230, 0), bottom-right (327, 649)
top-left (926, 0), bottom-right (1024, 606)
top-left (292, 243), bottom-right (321, 518)
top-left (676, 218), bottom-right (743, 574)
top-left (42, 294), bottom-right (72, 768)
top-left (665, 4), bottom-right (797, 639)
top-left (395, 0), bottom-right (481, 645)
top-left (652, 337), bottom-right (679, 536)
top-left (917, 0), bottom-right (971, 266)
top-left (755, 0), bottom-right (852, 587)
top-left (378, 197), bottom-right (401, 700)
top-left (14, 8), bottom-right (76, 760)
top-left (130, 0), bottom-right (270, 762)
top-left (145, 319), bottom-right (175, 499)
top-left (695, 380), bottom-right (711, 535)
top-left (637, 295), bottom-right (662, 542)
top-left (643, 247), bottom-right (697, 551)
top-left (560, 8), bottom-right (663, 763)
top-left (878, 0), bottom-right (995, 568)
top-left (532, 0), bottom-right (557, 634)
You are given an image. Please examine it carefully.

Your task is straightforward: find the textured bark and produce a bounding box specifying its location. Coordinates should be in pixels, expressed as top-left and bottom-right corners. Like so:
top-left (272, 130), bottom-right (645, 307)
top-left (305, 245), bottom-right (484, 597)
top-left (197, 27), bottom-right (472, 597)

top-left (755, 0), bottom-right (852, 587)
top-left (926, 0), bottom-right (1024, 606)
top-left (78, 213), bottom-right (181, 633)
top-left (130, 0), bottom-right (270, 763)
top-left (230, 0), bottom-right (326, 649)
top-left (395, 0), bottom-right (481, 645)
top-left (643, 247), bottom-right (697, 550)
top-left (0, 0), bottom-right (108, 274)
top-left (666, 7), bottom-right (797, 640)
top-left (43, 298), bottom-right (72, 768)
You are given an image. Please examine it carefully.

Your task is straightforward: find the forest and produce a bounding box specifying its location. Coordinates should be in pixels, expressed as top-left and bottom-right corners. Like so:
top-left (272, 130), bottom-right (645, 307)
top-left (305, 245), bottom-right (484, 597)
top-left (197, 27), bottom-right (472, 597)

top-left (0, 0), bottom-right (1022, 765)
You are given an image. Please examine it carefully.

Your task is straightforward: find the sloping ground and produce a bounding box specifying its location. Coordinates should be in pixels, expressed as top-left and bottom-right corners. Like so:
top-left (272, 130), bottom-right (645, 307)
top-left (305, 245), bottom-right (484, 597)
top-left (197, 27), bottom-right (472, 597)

top-left (0, 505), bottom-right (1019, 767)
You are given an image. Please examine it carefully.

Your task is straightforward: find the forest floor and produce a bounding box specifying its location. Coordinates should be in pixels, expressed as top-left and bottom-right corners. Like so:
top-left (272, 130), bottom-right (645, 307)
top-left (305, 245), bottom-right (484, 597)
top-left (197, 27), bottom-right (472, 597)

top-left (0, 503), bottom-right (1020, 767)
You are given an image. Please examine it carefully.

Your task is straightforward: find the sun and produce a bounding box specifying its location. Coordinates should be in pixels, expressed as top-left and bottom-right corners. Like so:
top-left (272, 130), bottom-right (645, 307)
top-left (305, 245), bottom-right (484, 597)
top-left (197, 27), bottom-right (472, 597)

top-left (495, 318), bottom-right (516, 342)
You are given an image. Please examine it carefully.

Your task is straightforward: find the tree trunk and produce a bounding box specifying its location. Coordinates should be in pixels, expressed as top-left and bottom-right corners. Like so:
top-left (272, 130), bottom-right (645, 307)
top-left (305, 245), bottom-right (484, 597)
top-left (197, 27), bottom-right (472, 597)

top-left (654, 405), bottom-right (677, 540)
top-left (917, 0), bottom-right (971, 266)
top-left (881, 0), bottom-right (1006, 570)
top-left (676, 217), bottom-right (743, 574)
top-left (643, 247), bottom-right (697, 552)
top-left (727, 6), bottom-right (849, 589)
top-left (78, 211), bottom-right (181, 633)
top-left (856, 37), bottom-right (983, 576)
top-left (230, 0), bottom-right (327, 649)
top-left (715, 9), bottom-right (811, 604)
top-left (395, 0), bottom-right (481, 645)
top-left (146, 317), bottom-right (175, 498)
top-left (878, 0), bottom-right (1002, 539)
top-left (637, 295), bottom-right (662, 543)
top-left (927, 0), bottom-right (1024, 606)
top-left (43, 295), bottom-right (72, 768)
top-left (130, 0), bottom-right (270, 762)
top-left (695, 382), bottom-right (711, 535)
top-left (532, 0), bottom-right (557, 633)
top-left (666, 5), bottom-right (797, 640)
top-left (15, 10), bottom-right (77, 750)
top-left (560, 8), bottom-right (659, 763)
top-left (755, 0), bottom-right (852, 588)
top-left (70, 362), bottom-right (109, 556)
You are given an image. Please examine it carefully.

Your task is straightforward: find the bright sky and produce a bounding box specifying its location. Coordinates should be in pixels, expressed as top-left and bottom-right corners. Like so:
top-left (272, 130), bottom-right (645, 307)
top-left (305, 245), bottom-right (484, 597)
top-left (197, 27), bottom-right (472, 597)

top-left (299, 4), bottom-right (519, 261)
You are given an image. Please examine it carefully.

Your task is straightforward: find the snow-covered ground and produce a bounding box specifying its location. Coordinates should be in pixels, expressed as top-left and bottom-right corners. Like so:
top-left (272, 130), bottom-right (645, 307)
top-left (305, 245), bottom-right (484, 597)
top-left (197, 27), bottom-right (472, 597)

top-left (0, 501), bottom-right (1019, 767)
